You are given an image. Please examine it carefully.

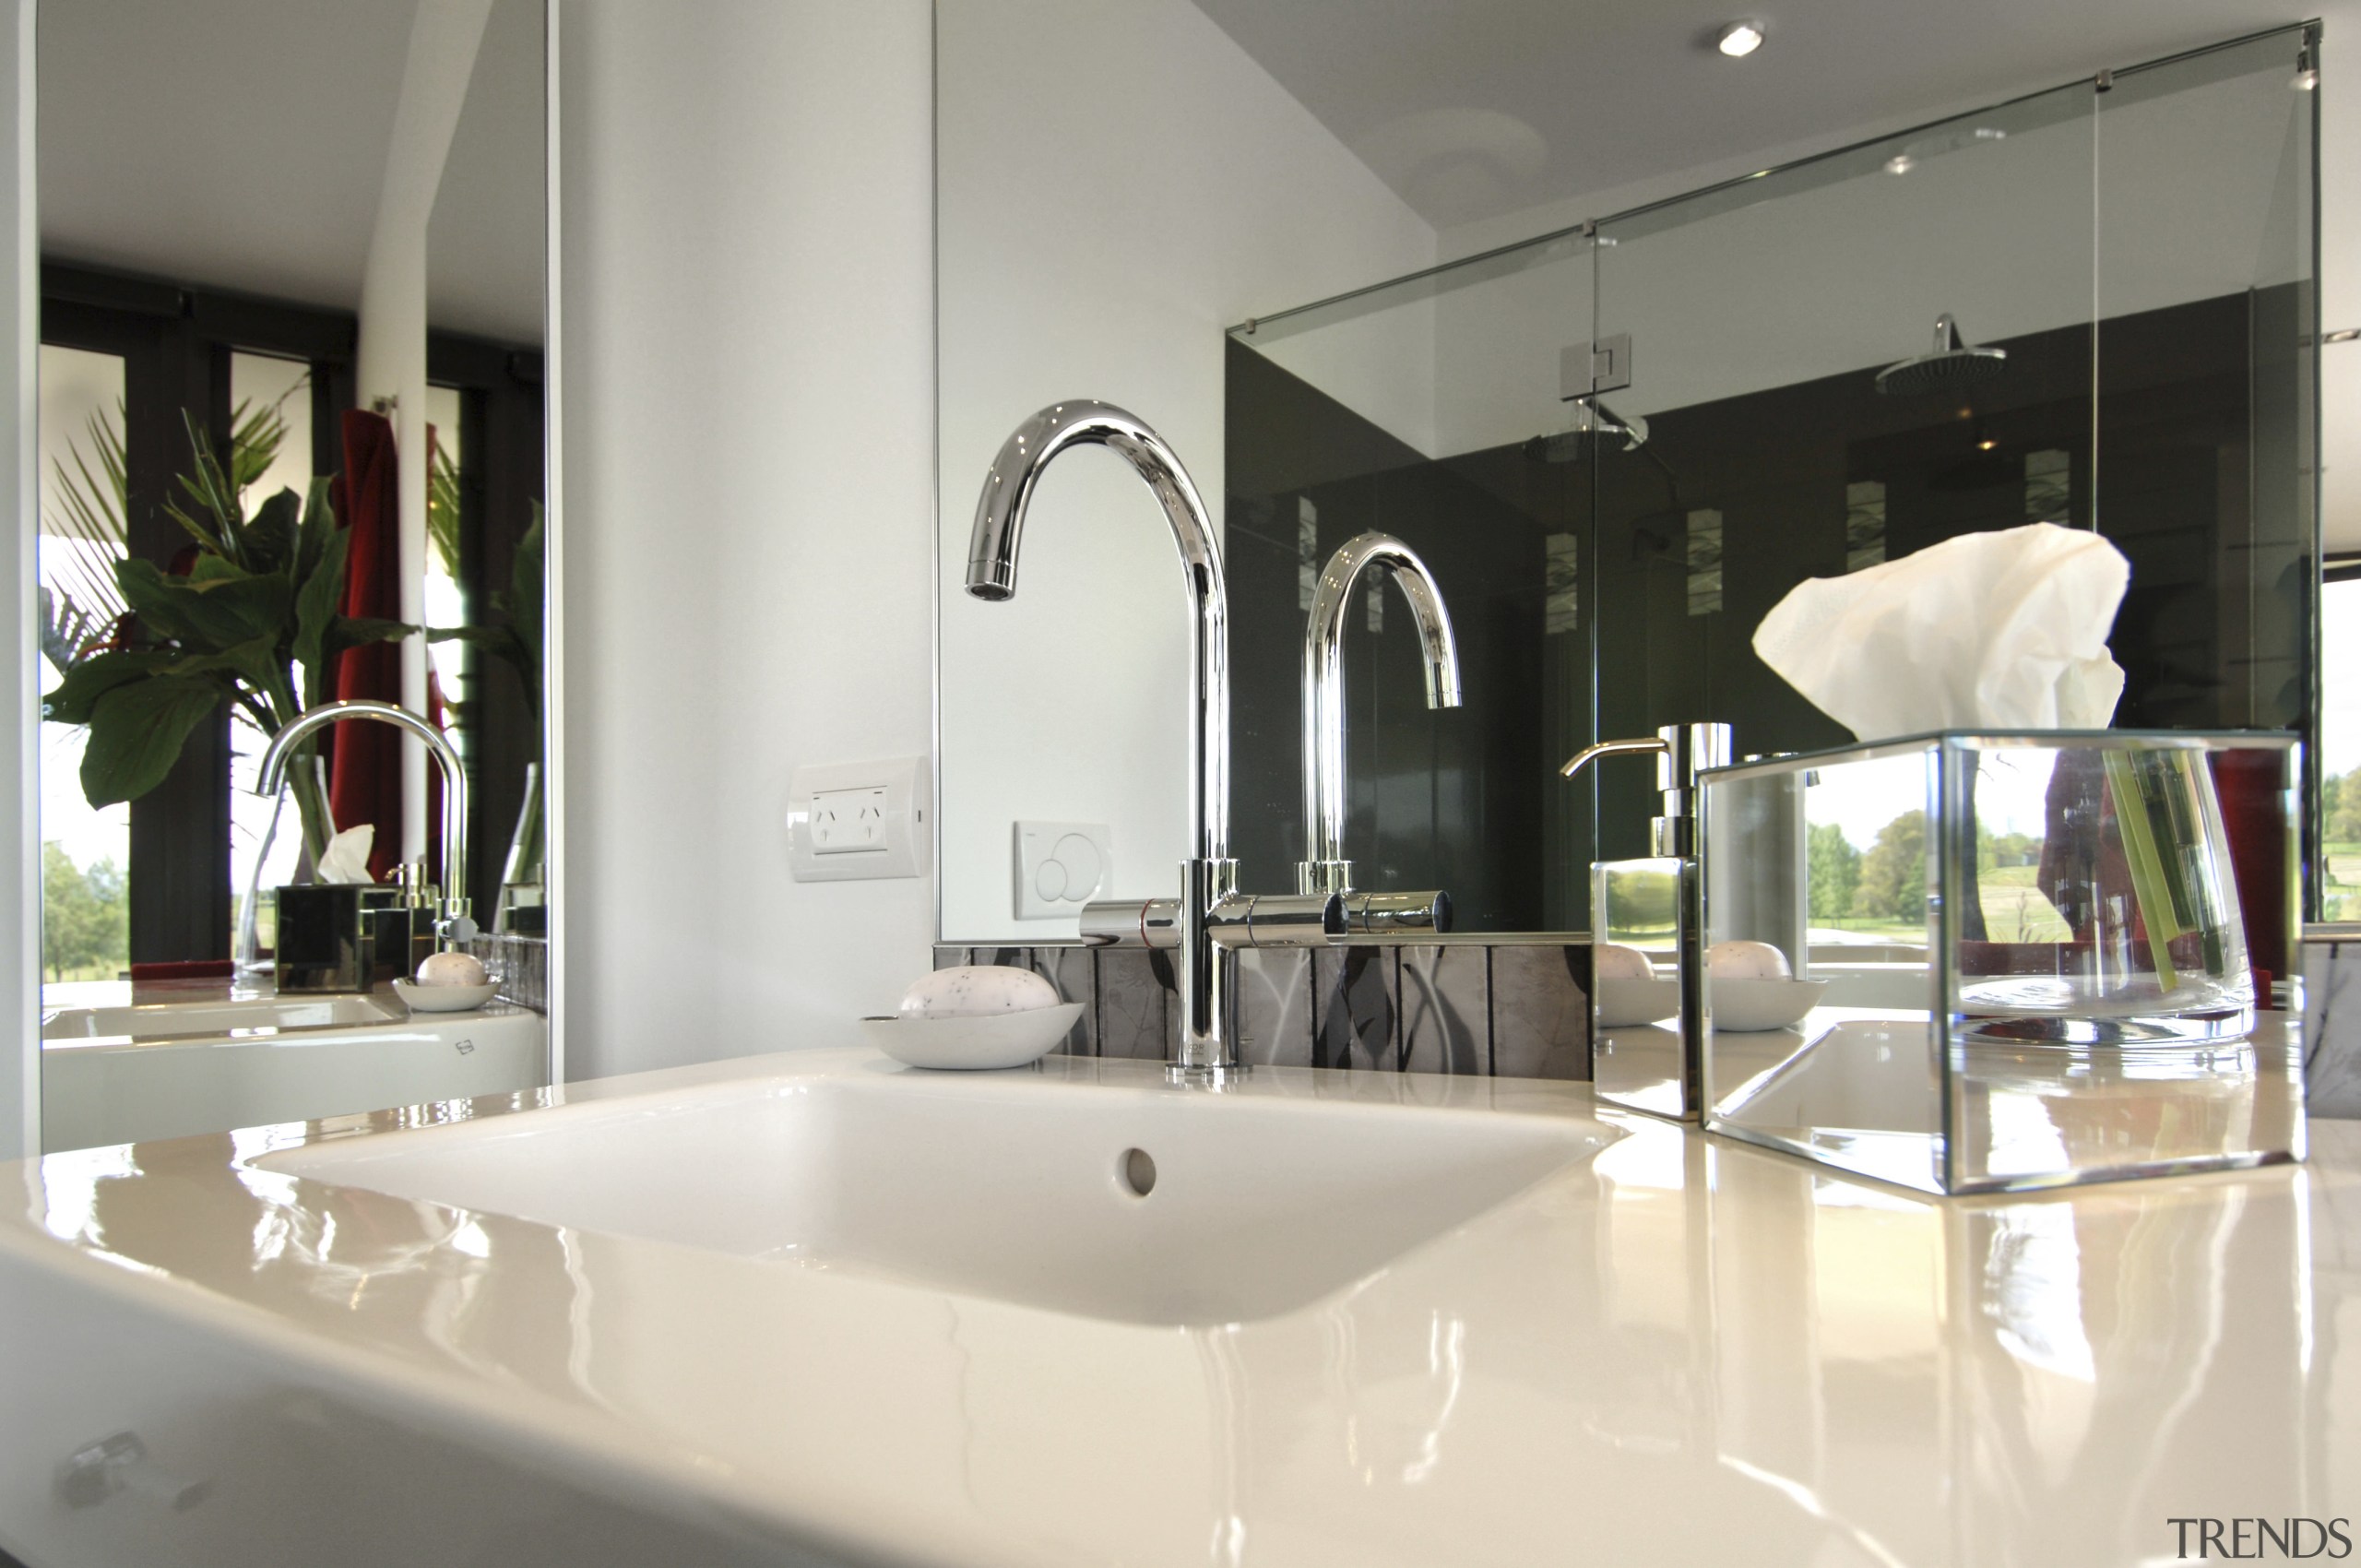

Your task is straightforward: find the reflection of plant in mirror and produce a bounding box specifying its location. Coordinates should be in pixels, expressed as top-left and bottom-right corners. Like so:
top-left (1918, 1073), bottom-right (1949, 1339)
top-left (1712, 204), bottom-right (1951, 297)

top-left (42, 380), bottom-right (308, 672)
top-left (427, 436), bottom-right (462, 580)
top-left (427, 504), bottom-right (543, 727)
top-left (40, 398), bottom-right (129, 674)
top-left (39, 409), bottom-right (413, 864)
top-left (42, 840), bottom-right (126, 982)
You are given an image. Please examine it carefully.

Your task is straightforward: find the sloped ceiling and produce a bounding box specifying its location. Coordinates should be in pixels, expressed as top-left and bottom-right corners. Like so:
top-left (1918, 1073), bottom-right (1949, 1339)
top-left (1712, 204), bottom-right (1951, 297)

top-left (39, 0), bottom-right (543, 345)
top-left (1187, 0), bottom-right (2310, 228)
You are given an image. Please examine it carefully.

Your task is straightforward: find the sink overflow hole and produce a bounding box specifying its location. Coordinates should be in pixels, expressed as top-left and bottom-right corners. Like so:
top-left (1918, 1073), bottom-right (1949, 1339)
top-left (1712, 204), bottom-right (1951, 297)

top-left (1120, 1147), bottom-right (1157, 1197)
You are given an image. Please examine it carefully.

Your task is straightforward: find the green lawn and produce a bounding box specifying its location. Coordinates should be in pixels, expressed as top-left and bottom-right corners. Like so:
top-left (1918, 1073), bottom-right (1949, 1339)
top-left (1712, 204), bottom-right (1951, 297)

top-left (1812, 861), bottom-right (2070, 944)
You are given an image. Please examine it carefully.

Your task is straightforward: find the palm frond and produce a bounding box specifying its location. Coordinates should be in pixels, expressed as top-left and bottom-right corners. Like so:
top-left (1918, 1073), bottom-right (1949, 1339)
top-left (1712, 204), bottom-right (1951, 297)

top-left (163, 410), bottom-right (248, 563)
top-left (229, 371), bottom-right (308, 493)
top-left (42, 398), bottom-right (130, 635)
top-left (426, 433), bottom-right (462, 580)
top-left (37, 585), bottom-right (102, 675)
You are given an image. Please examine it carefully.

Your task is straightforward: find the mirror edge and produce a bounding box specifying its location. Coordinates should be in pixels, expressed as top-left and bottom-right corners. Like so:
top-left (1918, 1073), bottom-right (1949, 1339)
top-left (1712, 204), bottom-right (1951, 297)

top-left (541, 0), bottom-right (565, 1084)
top-left (4, 0), bottom-right (30, 1159)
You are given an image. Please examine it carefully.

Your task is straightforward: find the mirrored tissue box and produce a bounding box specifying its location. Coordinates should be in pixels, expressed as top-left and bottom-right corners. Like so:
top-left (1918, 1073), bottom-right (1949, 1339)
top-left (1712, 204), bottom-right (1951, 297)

top-left (275, 884), bottom-right (437, 993)
top-left (1699, 730), bottom-right (2303, 1194)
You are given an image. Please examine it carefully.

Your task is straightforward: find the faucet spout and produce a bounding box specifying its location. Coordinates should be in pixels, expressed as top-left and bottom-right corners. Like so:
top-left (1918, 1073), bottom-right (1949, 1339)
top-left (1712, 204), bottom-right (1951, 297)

top-left (257, 699), bottom-right (470, 932)
top-left (1299, 531), bottom-right (1462, 896)
top-left (967, 401), bottom-right (1237, 1073)
top-left (967, 400), bottom-right (1228, 862)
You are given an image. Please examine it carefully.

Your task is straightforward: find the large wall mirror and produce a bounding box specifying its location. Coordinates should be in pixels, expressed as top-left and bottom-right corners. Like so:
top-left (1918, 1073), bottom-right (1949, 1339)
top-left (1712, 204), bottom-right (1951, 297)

top-left (31, 0), bottom-right (552, 1151)
top-left (938, 10), bottom-right (2323, 952)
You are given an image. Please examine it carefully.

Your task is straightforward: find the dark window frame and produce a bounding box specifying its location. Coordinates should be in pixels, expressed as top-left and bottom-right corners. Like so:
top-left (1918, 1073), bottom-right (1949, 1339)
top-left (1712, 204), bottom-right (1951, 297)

top-left (41, 261), bottom-right (357, 964)
top-left (427, 330), bottom-right (545, 920)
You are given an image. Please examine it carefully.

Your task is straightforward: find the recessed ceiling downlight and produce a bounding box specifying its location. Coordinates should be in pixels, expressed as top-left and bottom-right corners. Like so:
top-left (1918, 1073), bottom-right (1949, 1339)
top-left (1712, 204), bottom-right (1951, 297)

top-left (1716, 20), bottom-right (1766, 57)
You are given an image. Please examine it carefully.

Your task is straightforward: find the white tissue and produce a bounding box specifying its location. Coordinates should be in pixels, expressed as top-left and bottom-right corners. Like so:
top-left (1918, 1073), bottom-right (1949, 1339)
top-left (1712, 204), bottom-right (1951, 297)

top-left (1752, 522), bottom-right (2129, 740)
top-left (314, 824), bottom-right (376, 885)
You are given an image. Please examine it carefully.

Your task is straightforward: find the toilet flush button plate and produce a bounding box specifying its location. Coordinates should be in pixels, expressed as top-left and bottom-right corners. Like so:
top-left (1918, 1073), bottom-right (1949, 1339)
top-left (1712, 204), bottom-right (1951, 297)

top-left (1014, 823), bottom-right (1110, 919)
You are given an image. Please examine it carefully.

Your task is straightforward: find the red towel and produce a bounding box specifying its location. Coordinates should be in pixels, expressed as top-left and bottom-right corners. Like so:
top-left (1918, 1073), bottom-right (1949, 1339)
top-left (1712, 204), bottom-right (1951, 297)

top-left (326, 410), bottom-right (404, 883)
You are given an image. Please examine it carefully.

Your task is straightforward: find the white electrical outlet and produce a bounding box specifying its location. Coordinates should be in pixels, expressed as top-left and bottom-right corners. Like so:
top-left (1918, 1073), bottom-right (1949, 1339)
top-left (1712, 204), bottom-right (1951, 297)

top-left (1014, 822), bottom-right (1111, 919)
top-left (811, 786), bottom-right (889, 853)
top-left (788, 759), bottom-right (931, 882)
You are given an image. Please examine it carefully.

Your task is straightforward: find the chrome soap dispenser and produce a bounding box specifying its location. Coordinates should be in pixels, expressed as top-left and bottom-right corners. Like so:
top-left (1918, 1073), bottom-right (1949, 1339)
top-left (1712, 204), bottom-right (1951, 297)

top-left (1561, 721), bottom-right (1730, 1119)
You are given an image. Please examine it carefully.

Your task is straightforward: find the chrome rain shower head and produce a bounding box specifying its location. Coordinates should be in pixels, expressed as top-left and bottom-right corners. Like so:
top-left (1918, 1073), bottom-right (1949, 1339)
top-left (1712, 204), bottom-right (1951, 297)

top-left (1874, 312), bottom-right (2006, 396)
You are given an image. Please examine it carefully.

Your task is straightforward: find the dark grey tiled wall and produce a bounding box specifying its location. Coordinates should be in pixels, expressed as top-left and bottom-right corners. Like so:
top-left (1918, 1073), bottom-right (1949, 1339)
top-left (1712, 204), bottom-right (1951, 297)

top-left (934, 940), bottom-right (1593, 1079)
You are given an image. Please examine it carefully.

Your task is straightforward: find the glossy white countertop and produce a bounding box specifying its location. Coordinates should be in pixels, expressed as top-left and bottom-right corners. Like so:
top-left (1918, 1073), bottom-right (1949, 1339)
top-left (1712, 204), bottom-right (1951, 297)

top-left (3, 1038), bottom-right (2355, 1567)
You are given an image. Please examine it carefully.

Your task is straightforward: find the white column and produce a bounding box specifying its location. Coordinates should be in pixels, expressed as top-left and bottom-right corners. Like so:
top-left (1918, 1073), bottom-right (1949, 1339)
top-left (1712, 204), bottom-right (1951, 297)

top-left (557, 0), bottom-right (937, 1079)
top-left (355, 0), bottom-right (492, 866)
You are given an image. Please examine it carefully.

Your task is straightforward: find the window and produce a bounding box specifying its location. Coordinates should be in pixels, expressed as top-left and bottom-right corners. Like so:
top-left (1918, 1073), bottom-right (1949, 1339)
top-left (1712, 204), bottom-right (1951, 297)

top-left (36, 345), bottom-right (129, 983)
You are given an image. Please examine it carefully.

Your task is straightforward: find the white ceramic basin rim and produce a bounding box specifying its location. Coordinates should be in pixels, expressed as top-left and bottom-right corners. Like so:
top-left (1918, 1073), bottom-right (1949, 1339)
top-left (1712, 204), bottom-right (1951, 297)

top-left (262, 1069), bottom-right (1623, 1325)
top-left (42, 992), bottom-right (403, 1041)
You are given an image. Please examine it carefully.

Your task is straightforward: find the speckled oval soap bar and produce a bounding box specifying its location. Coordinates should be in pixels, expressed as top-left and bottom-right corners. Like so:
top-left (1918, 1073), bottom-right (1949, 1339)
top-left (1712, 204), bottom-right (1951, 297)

top-left (1706, 939), bottom-right (1791, 980)
top-left (1592, 943), bottom-right (1655, 981)
top-left (900, 965), bottom-right (1059, 1018)
top-left (417, 950), bottom-right (489, 987)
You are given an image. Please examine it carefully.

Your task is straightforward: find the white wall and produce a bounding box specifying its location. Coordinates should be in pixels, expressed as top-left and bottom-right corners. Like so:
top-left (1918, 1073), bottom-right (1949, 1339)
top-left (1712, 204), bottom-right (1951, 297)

top-left (934, 0), bottom-right (1434, 944)
top-left (555, 0), bottom-right (936, 1078)
top-left (3, 0), bottom-right (29, 1159)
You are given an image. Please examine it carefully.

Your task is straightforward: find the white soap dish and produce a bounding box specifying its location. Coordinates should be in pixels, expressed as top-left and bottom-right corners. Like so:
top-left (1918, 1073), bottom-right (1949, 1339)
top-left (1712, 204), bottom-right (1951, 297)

top-left (393, 979), bottom-right (499, 1014)
top-left (862, 1004), bottom-right (1083, 1070)
top-left (1596, 977), bottom-right (1681, 1028)
top-left (1710, 978), bottom-right (1830, 1033)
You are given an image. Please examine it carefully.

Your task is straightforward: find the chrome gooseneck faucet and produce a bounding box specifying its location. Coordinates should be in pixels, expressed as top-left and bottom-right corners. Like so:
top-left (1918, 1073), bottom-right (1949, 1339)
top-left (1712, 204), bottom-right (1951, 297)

top-left (1299, 531), bottom-right (1462, 899)
top-left (258, 699), bottom-right (476, 944)
top-left (967, 401), bottom-right (1239, 1075)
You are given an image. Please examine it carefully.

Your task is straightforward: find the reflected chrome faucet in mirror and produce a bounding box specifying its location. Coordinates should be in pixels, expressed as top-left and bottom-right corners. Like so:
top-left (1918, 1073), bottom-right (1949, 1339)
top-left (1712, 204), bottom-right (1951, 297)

top-left (259, 700), bottom-right (476, 944)
top-left (1299, 532), bottom-right (1461, 932)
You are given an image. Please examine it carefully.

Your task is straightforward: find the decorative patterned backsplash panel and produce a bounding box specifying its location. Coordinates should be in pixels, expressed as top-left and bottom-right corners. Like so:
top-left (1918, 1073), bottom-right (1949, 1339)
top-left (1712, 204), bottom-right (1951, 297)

top-left (932, 938), bottom-right (2361, 1111)
top-left (934, 940), bottom-right (1594, 1079)
top-left (468, 933), bottom-right (548, 1014)
top-left (2303, 940), bottom-right (2361, 1118)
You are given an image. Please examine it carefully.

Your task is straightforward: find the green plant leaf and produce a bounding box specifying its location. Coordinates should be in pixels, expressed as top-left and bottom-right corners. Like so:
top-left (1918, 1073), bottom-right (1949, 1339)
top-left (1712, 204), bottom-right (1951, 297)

top-left (115, 559), bottom-right (208, 646)
top-left (292, 523), bottom-right (351, 708)
top-left (239, 486), bottom-right (302, 578)
top-left (427, 436), bottom-right (463, 580)
top-left (177, 559), bottom-right (291, 647)
top-left (120, 551), bottom-right (291, 656)
top-left (424, 624), bottom-right (517, 651)
top-left (42, 649), bottom-right (181, 725)
top-left (291, 476), bottom-right (335, 589)
top-left (325, 615), bottom-right (414, 668)
top-left (79, 675), bottom-right (221, 808)
top-left (165, 410), bottom-right (246, 564)
top-left (507, 505), bottom-right (544, 673)
top-left (196, 633), bottom-right (288, 696)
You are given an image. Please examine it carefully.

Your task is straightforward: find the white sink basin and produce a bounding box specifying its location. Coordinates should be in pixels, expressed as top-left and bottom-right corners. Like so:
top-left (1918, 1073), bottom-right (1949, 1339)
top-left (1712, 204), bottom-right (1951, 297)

top-left (42, 987), bottom-right (548, 1153)
top-left (263, 1065), bottom-right (1620, 1324)
top-left (42, 992), bottom-right (402, 1040)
